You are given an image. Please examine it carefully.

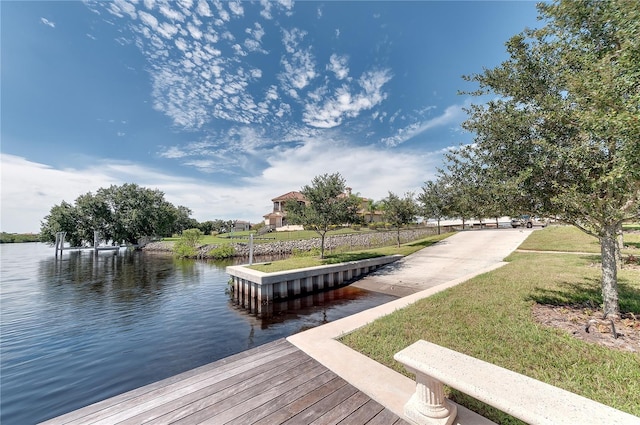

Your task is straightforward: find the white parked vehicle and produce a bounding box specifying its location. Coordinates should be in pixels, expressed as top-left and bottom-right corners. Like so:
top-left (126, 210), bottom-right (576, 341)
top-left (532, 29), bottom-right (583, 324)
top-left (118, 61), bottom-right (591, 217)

top-left (511, 215), bottom-right (549, 228)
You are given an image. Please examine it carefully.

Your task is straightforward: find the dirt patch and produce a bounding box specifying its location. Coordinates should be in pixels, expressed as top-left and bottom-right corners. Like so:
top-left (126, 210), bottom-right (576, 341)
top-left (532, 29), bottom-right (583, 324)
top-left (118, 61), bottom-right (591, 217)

top-left (532, 304), bottom-right (640, 352)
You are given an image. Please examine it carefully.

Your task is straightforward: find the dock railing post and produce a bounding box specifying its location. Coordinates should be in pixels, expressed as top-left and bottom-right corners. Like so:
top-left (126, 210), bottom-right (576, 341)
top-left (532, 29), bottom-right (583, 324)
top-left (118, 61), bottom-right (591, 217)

top-left (249, 234), bottom-right (254, 265)
top-left (55, 232), bottom-right (66, 257)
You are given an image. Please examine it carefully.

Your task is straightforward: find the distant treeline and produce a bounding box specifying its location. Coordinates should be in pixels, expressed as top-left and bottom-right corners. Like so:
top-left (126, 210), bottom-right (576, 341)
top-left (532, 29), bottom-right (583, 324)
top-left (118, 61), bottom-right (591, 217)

top-left (0, 232), bottom-right (40, 243)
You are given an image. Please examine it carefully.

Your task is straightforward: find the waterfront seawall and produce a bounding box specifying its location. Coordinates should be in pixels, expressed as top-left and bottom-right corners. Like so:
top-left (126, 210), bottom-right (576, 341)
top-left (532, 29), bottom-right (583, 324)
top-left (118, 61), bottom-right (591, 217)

top-left (143, 228), bottom-right (440, 258)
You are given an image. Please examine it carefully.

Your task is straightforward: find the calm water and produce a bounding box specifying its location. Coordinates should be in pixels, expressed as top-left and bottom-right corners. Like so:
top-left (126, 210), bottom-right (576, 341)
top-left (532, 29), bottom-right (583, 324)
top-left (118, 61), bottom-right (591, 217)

top-left (0, 243), bottom-right (395, 424)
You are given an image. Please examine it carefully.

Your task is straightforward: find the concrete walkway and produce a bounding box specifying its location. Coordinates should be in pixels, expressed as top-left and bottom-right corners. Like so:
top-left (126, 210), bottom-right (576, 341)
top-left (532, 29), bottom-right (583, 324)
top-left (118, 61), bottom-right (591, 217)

top-left (288, 228), bottom-right (535, 425)
top-left (352, 227), bottom-right (533, 296)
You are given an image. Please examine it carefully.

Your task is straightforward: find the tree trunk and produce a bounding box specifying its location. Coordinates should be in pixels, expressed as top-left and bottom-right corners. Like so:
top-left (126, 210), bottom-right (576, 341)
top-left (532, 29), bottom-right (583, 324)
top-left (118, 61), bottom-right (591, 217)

top-left (396, 228), bottom-right (401, 248)
top-left (437, 218), bottom-right (441, 235)
top-left (320, 233), bottom-right (326, 259)
top-left (616, 223), bottom-right (624, 269)
top-left (600, 225), bottom-right (620, 318)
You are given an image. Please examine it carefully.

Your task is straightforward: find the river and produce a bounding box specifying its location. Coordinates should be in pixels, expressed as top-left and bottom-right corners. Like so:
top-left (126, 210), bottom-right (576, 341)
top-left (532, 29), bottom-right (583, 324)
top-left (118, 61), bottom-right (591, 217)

top-left (0, 243), bottom-right (395, 424)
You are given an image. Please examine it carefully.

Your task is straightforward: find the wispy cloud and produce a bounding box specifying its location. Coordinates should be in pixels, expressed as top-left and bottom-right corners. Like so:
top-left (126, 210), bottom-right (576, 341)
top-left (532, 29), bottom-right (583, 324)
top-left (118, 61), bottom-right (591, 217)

top-left (327, 54), bottom-right (349, 80)
top-left (381, 104), bottom-right (466, 147)
top-left (40, 17), bottom-right (55, 28)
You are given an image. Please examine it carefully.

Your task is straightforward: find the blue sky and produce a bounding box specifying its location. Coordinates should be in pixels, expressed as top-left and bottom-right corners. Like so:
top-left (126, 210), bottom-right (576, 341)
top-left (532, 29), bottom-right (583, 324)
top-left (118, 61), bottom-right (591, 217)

top-left (1, 1), bottom-right (541, 233)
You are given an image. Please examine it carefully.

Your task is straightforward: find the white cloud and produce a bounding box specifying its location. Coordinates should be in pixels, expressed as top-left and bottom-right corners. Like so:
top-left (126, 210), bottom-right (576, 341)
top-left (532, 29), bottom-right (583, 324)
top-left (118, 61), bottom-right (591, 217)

top-left (327, 54), bottom-right (349, 80)
top-left (159, 4), bottom-right (185, 22)
top-left (381, 104), bottom-right (466, 147)
top-left (138, 11), bottom-right (159, 30)
top-left (113, 0), bottom-right (137, 20)
top-left (228, 1), bottom-right (244, 16)
top-left (40, 17), bottom-right (55, 28)
top-left (187, 22), bottom-right (203, 39)
top-left (196, 0), bottom-right (212, 17)
top-left (303, 69), bottom-right (392, 128)
top-left (248, 135), bottom-right (443, 203)
top-left (259, 2), bottom-right (272, 19)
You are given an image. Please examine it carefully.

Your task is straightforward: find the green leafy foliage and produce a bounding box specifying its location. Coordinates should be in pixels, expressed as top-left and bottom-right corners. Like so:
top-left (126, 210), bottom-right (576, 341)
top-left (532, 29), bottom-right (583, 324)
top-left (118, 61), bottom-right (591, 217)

top-left (0, 233), bottom-right (40, 243)
top-left (455, 0), bottom-right (640, 316)
top-left (173, 228), bottom-right (203, 258)
top-left (285, 172), bottom-right (361, 258)
top-left (207, 244), bottom-right (235, 259)
top-left (40, 183), bottom-right (194, 246)
top-left (381, 191), bottom-right (418, 247)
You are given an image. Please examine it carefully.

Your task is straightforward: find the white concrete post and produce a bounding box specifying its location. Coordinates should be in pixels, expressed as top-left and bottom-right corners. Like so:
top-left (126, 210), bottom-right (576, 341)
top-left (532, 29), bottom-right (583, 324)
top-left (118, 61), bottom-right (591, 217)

top-left (402, 367), bottom-right (457, 425)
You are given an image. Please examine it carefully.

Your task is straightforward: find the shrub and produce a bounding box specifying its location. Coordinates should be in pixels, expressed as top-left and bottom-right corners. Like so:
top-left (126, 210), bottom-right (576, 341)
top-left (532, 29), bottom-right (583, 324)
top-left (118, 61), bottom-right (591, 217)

top-left (173, 243), bottom-right (197, 258)
top-left (173, 228), bottom-right (203, 258)
top-left (207, 244), bottom-right (235, 259)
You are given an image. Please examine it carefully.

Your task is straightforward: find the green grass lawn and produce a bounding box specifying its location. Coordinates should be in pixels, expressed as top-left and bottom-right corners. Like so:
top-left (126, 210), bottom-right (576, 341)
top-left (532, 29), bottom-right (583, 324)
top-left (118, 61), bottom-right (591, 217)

top-left (249, 233), bottom-right (452, 273)
top-left (341, 226), bottom-right (640, 423)
top-left (519, 224), bottom-right (640, 255)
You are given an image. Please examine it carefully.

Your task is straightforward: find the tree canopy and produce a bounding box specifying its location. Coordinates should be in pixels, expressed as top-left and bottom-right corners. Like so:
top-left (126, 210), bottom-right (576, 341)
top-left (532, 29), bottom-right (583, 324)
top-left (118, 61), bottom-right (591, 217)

top-left (382, 191), bottom-right (418, 247)
top-left (458, 0), bottom-right (640, 317)
top-left (284, 172), bottom-right (361, 258)
top-left (40, 183), bottom-right (193, 246)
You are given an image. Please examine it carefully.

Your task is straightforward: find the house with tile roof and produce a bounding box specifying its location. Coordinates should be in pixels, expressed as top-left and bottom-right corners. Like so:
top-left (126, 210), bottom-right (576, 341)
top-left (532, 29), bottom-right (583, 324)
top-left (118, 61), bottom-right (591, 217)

top-left (262, 189), bottom-right (384, 231)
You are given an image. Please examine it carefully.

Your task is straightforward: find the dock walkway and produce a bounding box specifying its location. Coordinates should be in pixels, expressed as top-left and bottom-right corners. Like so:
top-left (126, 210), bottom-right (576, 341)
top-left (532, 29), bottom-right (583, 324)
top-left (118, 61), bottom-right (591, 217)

top-left (41, 339), bottom-right (408, 425)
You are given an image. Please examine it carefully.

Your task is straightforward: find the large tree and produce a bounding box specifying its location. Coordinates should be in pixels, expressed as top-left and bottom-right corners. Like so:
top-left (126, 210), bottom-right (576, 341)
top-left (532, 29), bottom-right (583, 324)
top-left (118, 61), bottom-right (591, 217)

top-left (418, 180), bottom-right (449, 234)
top-left (285, 173), bottom-right (361, 259)
top-left (460, 0), bottom-right (640, 317)
top-left (381, 191), bottom-right (418, 247)
top-left (40, 183), bottom-right (192, 246)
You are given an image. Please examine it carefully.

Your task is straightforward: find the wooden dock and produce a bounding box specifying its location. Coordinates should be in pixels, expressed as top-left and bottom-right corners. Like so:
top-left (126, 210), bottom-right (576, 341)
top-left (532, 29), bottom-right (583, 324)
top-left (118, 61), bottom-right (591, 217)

top-left (41, 339), bottom-right (408, 425)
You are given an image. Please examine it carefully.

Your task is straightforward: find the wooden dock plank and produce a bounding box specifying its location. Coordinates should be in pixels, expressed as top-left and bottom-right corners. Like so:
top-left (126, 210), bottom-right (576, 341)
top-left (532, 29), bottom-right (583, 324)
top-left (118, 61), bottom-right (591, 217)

top-left (42, 339), bottom-right (294, 425)
top-left (337, 399), bottom-right (385, 424)
top-left (242, 374), bottom-right (347, 425)
top-left (365, 408), bottom-right (409, 425)
top-left (114, 350), bottom-right (311, 425)
top-left (308, 390), bottom-right (371, 425)
top-left (64, 342), bottom-right (299, 425)
top-left (190, 361), bottom-right (328, 424)
top-left (280, 383), bottom-right (359, 424)
top-left (40, 339), bottom-right (410, 425)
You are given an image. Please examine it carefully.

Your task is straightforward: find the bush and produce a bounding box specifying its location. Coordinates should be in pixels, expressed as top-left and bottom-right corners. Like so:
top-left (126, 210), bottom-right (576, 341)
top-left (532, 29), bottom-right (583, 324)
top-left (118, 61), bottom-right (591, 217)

top-left (173, 228), bottom-right (203, 258)
top-left (207, 244), bottom-right (235, 259)
top-left (173, 243), bottom-right (197, 258)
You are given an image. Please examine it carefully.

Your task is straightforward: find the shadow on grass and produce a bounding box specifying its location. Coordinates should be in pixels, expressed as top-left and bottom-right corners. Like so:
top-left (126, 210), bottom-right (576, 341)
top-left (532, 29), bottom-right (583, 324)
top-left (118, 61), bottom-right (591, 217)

top-left (406, 238), bottom-right (445, 248)
top-left (528, 277), bottom-right (640, 314)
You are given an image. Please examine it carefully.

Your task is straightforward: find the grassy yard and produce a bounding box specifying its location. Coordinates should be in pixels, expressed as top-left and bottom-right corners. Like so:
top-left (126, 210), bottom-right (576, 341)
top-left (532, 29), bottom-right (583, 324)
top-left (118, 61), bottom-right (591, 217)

top-left (518, 224), bottom-right (640, 254)
top-left (340, 226), bottom-right (640, 423)
top-left (249, 233), bottom-right (452, 273)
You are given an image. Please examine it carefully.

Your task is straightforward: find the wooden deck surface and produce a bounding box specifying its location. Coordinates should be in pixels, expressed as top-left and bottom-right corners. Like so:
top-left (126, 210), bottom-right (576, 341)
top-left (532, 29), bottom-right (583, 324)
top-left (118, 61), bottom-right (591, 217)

top-left (41, 339), bottom-right (409, 425)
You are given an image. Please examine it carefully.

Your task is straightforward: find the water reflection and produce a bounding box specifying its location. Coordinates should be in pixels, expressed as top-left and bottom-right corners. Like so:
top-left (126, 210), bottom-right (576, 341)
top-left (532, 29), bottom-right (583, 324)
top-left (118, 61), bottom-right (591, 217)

top-left (230, 284), bottom-right (378, 328)
top-left (38, 250), bottom-right (199, 303)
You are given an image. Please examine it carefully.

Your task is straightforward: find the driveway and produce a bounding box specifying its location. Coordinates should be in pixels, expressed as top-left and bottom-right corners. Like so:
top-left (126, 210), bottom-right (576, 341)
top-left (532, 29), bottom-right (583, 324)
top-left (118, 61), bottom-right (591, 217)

top-left (351, 228), bottom-right (534, 296)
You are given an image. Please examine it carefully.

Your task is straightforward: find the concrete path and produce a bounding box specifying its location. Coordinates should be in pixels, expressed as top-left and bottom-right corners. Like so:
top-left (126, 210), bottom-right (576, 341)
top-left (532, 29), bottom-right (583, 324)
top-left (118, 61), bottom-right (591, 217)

top-left (352, 227), bottom-right (533, 296)
top-left (289, 228), bottom-right (535, 425)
